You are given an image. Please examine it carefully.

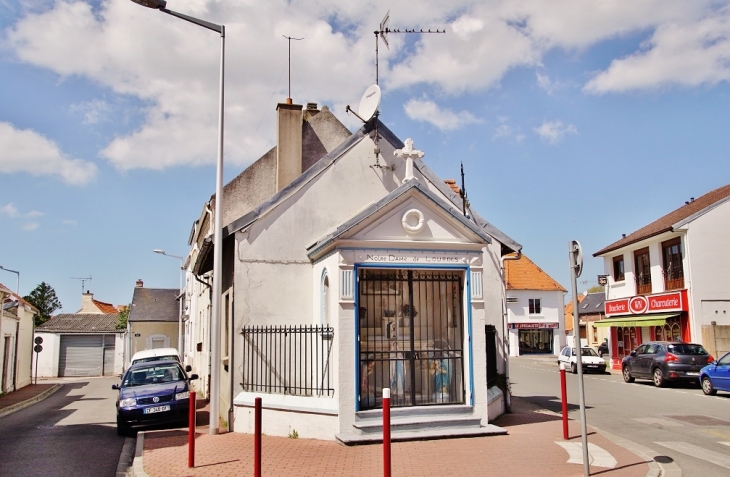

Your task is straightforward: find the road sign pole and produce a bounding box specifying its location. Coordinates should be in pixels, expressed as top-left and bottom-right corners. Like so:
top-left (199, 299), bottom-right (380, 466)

top-left (569, 240), bottom-right (590, 477)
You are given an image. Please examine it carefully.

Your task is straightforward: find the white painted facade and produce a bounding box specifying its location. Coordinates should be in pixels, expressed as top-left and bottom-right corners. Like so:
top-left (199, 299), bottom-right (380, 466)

top-left (32, 332), bottom-right (125, 378)
top-left (506, 289), bottom-right (566, 356)
top-left (184, 109), bottom-right (521, 440)
top-left (598, 192), bottom-right (730, 347)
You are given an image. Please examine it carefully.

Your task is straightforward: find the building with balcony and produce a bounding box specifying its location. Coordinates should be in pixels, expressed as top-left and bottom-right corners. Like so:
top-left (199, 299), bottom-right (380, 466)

top-left (593, 183), bottom-right (730, 369)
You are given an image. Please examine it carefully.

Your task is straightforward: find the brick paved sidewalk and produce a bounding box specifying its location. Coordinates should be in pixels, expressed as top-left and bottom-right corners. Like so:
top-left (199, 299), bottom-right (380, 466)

top-left (136, 398), bottom-right (655, 477)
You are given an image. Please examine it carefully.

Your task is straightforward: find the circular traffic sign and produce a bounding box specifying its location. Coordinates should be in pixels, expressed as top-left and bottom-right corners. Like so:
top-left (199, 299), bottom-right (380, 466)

top-left (34, 336), bottom-right (43, 345)
top-left (34, 344), bottom-right (43, 353)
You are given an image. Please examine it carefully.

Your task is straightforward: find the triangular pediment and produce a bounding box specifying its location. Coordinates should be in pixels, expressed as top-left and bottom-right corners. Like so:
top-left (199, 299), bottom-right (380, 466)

top-left (349, 195), bottom-right (476, 243)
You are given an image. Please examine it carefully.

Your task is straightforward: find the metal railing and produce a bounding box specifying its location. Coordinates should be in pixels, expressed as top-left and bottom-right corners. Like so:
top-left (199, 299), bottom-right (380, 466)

top-left (241, 325), bottom-right (334, 396)
top-left (663, 265), bottom-right (684, 290)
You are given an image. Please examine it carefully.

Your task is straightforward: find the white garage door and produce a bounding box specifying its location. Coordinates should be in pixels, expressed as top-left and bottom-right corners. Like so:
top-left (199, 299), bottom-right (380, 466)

top-left (59, 335), bottom-right (103, 377)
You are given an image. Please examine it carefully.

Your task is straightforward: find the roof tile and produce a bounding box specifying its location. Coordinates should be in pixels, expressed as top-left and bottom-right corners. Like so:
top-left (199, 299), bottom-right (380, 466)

top-left (595, 183), bottom-right (730, 256)
top-left (504, 254), bottom-right (566, 292)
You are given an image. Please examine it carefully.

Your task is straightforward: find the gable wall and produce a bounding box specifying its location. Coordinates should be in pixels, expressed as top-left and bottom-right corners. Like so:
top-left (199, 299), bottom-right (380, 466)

top-left (684, 199), bottom-right (730, 339)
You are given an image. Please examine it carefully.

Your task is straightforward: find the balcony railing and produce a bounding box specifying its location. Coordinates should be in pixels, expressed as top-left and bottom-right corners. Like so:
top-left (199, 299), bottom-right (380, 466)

top-left (635, 273), bottom-right (652, 295)
top-left (241, 325), bottom-right (334, 397)
top-left (663, 265), bottom-right (685, 290)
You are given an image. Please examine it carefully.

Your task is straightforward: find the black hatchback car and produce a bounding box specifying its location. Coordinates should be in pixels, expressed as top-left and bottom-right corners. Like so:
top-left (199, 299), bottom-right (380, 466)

top-left (112, 359), bottom-right (198, 435)
top-left (622, 341), bottom-right (713, 387)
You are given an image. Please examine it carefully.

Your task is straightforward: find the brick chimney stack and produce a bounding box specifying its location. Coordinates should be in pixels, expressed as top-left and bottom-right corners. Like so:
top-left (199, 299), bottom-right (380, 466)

top-left (136, 279), bottom-right (144, 288)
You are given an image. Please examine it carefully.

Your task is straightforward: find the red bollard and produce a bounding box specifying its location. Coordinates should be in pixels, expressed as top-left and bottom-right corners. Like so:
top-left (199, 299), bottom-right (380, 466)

top-left (560, 363), bottom-right (569, 440)
top-left (383, 388), bottom-right (391, 477)
top-left (188, 391), bottom-right (196, 468)
top-left (254, 397), bottom-right (262, 477)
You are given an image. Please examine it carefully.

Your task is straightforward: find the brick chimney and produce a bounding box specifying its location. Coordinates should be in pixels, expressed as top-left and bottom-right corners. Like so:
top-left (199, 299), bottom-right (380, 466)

top-left (136, 279), bottom-right (144, 288)
top-left (276, 101), bottom-right (303, 191)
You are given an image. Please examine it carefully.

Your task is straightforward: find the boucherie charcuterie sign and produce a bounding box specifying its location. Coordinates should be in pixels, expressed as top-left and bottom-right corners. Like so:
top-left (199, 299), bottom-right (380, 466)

top-left (605, 290), bottom-right (687, 317)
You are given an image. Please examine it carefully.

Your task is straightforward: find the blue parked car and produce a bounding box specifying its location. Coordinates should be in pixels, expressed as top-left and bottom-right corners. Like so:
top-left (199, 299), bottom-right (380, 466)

top-left (700, 351), bottom-right (730, 396)
top-left (112, 359), bottom-right (198, 436)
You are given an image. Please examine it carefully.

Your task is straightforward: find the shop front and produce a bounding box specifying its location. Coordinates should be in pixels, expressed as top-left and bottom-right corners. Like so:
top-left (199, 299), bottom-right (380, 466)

top-left (595, 290), bottom-right (689, 370)
top-left (510, 322), bottom-right (558, 355)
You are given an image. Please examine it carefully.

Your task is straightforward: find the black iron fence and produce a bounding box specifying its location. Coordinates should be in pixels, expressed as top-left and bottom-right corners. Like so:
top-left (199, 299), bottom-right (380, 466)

top-left (241, 325), bottom-right (334, 397)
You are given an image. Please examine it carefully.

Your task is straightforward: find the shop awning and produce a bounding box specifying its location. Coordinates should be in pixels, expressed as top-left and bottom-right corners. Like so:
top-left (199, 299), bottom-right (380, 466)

top-left (593, 313), bottom-right (679, 328)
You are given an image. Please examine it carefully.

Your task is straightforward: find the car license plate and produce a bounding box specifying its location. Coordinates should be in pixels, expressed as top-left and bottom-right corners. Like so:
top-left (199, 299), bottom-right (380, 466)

top-left (685, 372), bottom-right (699, 376)
top-left (144, 405), bottom-right (171, 414)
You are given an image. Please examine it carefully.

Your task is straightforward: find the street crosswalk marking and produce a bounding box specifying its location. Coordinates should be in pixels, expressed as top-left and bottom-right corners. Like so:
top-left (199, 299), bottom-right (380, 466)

top-left (555, 441), bottom-right (618, 468)
top-left (655, 441), bottom-right (730, 470)
top-left (721, 442), bottom-right (730, 447)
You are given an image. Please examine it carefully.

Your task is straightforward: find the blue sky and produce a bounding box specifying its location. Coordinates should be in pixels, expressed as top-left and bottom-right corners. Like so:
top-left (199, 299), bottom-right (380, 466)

top-left (2, 1), bottom-right (730, 312)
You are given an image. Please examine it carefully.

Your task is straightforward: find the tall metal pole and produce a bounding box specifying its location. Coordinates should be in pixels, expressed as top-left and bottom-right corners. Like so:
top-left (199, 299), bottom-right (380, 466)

top-left (209, 25), bottom-right (225, 435)
top-left (130, 0), bottom-right (225, 435)
top-left (0, 266), bottom-right (19, 295)
top-left (569, 241), bottom-right (589, 476)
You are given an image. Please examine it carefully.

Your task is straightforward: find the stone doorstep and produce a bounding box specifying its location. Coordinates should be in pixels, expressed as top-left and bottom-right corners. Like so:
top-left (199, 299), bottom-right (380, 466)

top-left (353, 413), bottom-right (483, 433)
top-left (355, 403), bottom-right (474, 420)
top-left (336, 423), bottom-right (507, 445)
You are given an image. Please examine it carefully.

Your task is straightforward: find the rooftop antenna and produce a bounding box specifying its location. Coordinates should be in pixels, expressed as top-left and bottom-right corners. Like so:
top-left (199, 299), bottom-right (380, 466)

top-left (460, 162), bottom-right (470, 218)
top-left (71, 276), bottom-right (92, 294)
top-left (282, 35), bottom-right (304, 104)
top-left (374, 10), bottom-right (446, 85)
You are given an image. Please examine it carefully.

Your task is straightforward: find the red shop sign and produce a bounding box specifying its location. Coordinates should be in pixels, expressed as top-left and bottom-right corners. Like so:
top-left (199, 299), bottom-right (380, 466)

top-left (605, 290), bottom-right (686, 317)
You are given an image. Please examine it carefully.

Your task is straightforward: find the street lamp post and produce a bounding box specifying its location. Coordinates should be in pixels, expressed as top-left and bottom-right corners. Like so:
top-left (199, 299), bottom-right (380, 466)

top-left (0, 266), bottom-right (20, 295)
top-left (153, 250), bottom-right (184, 357)
top-left (132, 0), bottom-right (225, 435)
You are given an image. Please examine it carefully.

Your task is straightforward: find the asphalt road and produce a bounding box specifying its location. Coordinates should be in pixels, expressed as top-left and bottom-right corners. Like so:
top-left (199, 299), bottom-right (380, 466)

top-left (510, 355), bottom-right (730, 477)
top-left (0, 376), bottom-right (126, 477)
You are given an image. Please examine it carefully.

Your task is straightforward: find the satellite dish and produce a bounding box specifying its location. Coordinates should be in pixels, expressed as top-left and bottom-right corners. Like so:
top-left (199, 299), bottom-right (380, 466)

top-left (359, 84), bottom-right (381, 121)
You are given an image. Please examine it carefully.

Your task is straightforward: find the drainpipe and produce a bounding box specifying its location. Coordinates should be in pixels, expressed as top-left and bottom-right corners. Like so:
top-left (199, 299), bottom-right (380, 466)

top-left (500, 250), bottom-right (522, 413)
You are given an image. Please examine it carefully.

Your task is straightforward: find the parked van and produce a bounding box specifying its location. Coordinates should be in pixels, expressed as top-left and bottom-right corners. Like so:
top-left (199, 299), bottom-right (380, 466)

top-left (130, 348), bottom-right (180, 366)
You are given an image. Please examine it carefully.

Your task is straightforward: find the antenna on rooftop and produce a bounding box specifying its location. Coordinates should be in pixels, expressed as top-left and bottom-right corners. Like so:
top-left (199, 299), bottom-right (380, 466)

top-left (374, 11), bottom-right (446, 85)
top-left (282, 35), bottom-right (304, 103)
top-left (460, 162), bottom-right (470, 218)
top-left (71, 276), bottom-right (92, 294)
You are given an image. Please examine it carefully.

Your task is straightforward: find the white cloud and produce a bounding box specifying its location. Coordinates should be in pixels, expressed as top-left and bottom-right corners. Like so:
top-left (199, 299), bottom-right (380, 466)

top-left (533, 120), bottom-right (577, 144)
top-left (62, 219), bottom-right (77, 226)
top-left (584, 9), bottom-right (730, 94)
top-left (0, 122), bottom-right (97, 185)
top-left (493, 117), bottom-right (525, 142)
top-left (4, 0), bottom-right (728, 170)
top-left (21, 222), bottom-right (40, 231)
top-left (404, 98), bottom-right (480, 131)
top-left (1, 203), bottom-right (19, 218)
top-left (71, 99), bottom-right (113, 125)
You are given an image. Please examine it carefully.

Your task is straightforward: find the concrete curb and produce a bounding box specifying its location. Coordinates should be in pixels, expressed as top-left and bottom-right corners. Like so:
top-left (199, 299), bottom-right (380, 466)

top-left (0, 384), bottom-right (62, 419)
top-left (593, 426), bottom-right (683, 477)
top-left (117, 436), bottom-right (137, 477)
top-left (128, 431), bottom-right (150, 477)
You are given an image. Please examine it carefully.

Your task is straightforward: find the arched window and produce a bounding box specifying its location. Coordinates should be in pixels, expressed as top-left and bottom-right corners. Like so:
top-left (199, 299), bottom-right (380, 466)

top-left (321, 269), bottom-right (330, 326)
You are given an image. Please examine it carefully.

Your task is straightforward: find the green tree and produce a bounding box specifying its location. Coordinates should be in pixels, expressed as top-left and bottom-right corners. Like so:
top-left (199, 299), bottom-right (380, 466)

top-left (586, 285), bottom-right (605, 294)
top-left (23, 282), bottom-right (62, 326)
top-left (116, 307), bottom-right (129, 330)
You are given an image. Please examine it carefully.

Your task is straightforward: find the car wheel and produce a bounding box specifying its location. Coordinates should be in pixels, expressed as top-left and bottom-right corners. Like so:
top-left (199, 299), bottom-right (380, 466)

top-left (570, 362), bottom-right (577, 374)
top-left (652, 368), bottom-right (665, 387)
top-left (622, 366), bottom-right (634, 383)
top-left (116, 418), bottom-right (128, 437)
top-left (701, 376), bottom-right (717, 396)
